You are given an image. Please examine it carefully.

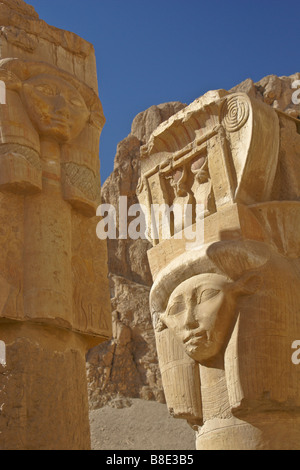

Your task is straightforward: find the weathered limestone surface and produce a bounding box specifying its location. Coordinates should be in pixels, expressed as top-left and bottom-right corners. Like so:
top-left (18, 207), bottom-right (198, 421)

top-left (1, 324), bottom-right (91, 450)
top-left (0, 0), bottom-right (111, 450)
top-left (87, 102), bottom-right (186, 408)
top-left (138, 75), bottom-right (300, 450)
top-left (1, 1), bottom-right (298, 451)
top-left (0, 0), bottom-right (99, 92)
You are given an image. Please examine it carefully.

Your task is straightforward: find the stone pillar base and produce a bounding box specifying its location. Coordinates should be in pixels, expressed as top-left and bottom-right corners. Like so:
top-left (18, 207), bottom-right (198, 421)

top-left (196, 413), bottom-right (300, 450)
top-left (0, 321), bottom-right (92, 450)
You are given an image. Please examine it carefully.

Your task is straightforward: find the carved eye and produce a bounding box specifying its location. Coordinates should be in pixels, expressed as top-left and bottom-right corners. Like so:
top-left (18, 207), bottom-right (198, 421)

top-left (69, 96), bottom-right (84, 107)
top-left (36, 84), bottom-right (56, 96)
top-left (167, 300), bottom-right (186, 317)
top-left (198, 289), bottom-right (220, 303)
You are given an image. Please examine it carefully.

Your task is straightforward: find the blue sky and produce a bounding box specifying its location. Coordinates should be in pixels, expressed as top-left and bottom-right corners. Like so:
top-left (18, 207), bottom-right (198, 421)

top-left (28, 0), bottom-right (299, 183)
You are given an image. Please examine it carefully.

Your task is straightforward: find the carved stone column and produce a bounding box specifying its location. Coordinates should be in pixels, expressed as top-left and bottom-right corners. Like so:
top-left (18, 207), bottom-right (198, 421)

top-left (0, 0), bottom-right (111, 450)
top-left (138, 89), bottom-right (300, 449)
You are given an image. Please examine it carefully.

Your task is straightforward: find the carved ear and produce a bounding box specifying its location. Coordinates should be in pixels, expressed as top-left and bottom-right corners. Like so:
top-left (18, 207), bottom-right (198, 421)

top-left (153, 311), bottom-right (168, 332)
top-left (89, 108), bottom-right (104, 130)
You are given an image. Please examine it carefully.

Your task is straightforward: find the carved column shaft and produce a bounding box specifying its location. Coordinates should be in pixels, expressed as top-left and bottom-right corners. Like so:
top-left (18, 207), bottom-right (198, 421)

top-left (138, 89), bottom-right (300, 450)
top-left (0, 0), bottom-right (111, 450)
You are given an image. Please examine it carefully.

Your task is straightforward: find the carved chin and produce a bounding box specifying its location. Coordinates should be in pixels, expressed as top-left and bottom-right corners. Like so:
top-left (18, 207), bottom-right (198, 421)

top-left (27, 110), bottom-right (86, 143)
top-left (43, 123), bottom-right (71, 142)
top-left (32, 118), bottom-right (73, 142)
top-left (184, 336), bottom-right (221, 362)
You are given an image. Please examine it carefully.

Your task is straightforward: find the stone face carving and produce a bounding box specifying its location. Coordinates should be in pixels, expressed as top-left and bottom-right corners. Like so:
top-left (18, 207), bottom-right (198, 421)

top-left (0, 0), bottom-right (111, 450)
top-left (0, 58), bottom-right (107, 334)
top-left (161, 272), bottom-right (243, 363)
top-left (0, 58), bottom-right (104, 215)
top-left (138, 88), bottom-right (300, 449)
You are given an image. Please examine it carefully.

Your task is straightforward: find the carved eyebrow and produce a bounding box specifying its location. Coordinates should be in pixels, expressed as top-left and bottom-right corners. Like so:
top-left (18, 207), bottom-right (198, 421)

top-left (198, 288), bottom-right (220, 303)
top-left (169, 293), bottom-right (184, 304)
top-left (35, 83), bottom-right (57, 95)
top-left (67, 93), bottom-right (85, 106)
top-left (166, 294), bottom-right (185, 316)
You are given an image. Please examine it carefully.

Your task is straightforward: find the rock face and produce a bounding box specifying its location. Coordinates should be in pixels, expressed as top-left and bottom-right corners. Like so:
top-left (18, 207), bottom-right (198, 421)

top-left (230, 73), bottom-right (300, 117)
top-left (87, 102), bottom-right (186, 408)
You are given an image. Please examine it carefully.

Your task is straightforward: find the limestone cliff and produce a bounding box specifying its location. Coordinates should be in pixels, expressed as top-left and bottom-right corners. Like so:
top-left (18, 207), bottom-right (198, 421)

top-left (87, 102), bottom-right (186, 408)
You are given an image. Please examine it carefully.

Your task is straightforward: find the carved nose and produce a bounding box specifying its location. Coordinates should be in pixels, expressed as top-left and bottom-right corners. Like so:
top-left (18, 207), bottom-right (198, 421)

top-left (54, 95), bottom-right (70, 117)
top-left (184, 305), bottom-right (198, 330)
